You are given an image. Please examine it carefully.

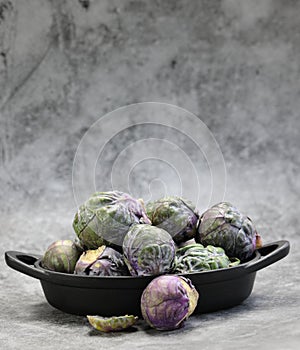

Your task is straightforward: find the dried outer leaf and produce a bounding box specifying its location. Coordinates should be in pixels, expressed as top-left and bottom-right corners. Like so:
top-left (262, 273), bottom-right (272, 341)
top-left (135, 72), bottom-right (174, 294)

top-left (87, 315), bottom-right (138, 332)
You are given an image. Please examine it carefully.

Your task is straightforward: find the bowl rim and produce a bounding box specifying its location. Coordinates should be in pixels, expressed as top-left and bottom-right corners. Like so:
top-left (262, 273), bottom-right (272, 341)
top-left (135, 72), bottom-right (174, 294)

top-left (33, 250), bottom-right (261, 288)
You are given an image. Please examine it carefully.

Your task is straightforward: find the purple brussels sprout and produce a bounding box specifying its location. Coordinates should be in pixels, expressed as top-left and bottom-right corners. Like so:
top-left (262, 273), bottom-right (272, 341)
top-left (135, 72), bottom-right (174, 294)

top-left (173, 243), bottom-right (240, 274)
top-left (196, 202), bottom-right (259, 261)
top-left (146, 196), bottom-right (199, 244)
top-left (141, 275), bottom-right (199, 331)
top-left (122, 224), bottom-right (176, 276)
top-left (41, 240), bottom-right (82, 273)
top-left (73, 191), bottom-right (151, 251)
top-left (74, 246), bottom-right (129, 276)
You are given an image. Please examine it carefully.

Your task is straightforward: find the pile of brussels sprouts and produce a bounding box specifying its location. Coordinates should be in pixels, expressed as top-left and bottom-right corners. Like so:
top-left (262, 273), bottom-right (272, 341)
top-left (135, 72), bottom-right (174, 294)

top-left (41, 191), bottom-right (262, 332)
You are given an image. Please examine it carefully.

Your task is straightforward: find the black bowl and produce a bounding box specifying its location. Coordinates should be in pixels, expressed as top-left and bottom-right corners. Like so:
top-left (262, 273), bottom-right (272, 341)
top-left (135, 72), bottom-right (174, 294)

top-left (5, 240), bottom-right (289, 316)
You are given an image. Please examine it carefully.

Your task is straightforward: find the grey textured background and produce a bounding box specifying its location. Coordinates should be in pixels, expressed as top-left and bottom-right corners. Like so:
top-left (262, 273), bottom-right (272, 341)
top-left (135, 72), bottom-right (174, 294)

top-left (0, 0), bottom-right (299, 349)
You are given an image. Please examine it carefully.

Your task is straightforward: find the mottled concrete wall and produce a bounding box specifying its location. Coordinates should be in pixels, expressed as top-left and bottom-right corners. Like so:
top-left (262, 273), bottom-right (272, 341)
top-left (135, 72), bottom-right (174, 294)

top-left (1, 0), bottom-right (299, 244)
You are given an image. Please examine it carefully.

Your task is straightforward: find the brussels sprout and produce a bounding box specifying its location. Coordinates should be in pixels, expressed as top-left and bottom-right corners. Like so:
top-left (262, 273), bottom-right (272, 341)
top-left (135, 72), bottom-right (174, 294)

top-left (87, 315), bottom-right (138, 332)
top-left (74, 246), bottom-right (129, 276)
top-left (141, 275), bottom-right (199, 331)
top-left (41, 240), bottom-right (82, 273)
top-left (122, 224), bottom-right (176, 276)
top-left (146, 196), bottom-right (199, 244)
top-left (196, 202), bottom-right (258, 261)
top-left (173, 243), bottom-right (240, 274)
top-left (73, 191), bottom-right (151, 251)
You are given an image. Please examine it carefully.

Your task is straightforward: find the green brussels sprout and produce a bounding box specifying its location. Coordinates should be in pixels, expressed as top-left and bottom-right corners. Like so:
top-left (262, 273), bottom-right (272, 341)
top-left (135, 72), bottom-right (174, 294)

top-left (41, 240), bottom-right (82, 273)
top-left (173, 243), bottom-right (240, 274)
top-left (141, 275), bottom-right (199, 331)
top-left (73, 191), bottom-right (151, 251)
top-left (122, 224), bottom-right (176, 276)
top-left (196, 202), bottom-right (258, 261)
top-left (74, 246), bottom-right (129, 276)
top-left (87, 315), bottom-right (138, 332)
top-left (146, 196), bottom-right (199, 244)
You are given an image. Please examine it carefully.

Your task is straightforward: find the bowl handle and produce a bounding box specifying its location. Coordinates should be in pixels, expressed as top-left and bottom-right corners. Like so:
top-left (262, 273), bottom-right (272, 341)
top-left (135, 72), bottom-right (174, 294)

top-left (245, 240), bottom-right (290, 273)
top-left (5, 251), bottom-right (49, 281)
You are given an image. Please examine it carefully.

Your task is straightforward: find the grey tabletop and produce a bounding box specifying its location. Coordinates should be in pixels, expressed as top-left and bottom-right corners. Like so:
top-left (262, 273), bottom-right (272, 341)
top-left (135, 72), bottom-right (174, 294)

top-left (1, 1), bottom-right (300, 349)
